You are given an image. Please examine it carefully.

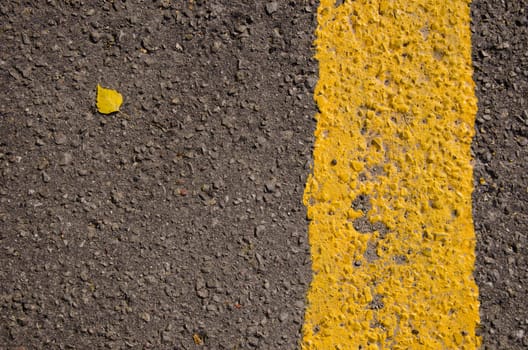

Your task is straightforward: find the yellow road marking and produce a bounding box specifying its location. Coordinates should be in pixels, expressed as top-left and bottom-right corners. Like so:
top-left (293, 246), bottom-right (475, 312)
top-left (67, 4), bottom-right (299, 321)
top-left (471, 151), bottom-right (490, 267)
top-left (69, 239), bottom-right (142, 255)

top-left (302, 0), bottom-right (480, 349)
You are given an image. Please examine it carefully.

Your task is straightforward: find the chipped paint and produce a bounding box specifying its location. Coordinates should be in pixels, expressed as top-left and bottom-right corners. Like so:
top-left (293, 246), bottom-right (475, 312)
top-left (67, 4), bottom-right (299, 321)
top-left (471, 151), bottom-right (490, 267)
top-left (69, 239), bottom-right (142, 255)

top-left (302, 0), bottom-right (480, 348)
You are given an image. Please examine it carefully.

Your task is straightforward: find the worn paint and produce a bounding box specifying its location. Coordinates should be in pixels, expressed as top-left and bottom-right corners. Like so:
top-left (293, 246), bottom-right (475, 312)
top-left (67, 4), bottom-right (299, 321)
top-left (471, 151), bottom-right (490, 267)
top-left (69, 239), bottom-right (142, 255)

top-left (302, 0), bottom-right (480, 348)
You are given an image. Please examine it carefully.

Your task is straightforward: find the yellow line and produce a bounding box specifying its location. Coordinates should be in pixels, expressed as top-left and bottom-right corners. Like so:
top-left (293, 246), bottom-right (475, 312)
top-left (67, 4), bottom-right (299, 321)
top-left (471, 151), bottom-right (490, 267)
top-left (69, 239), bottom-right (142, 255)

top-left (302, 0), bottom-right (480, 349)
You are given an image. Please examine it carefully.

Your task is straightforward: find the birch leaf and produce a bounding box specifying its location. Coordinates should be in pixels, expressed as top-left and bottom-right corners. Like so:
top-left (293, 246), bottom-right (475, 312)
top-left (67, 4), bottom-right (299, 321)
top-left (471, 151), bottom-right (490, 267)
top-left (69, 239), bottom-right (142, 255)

top-left (96, 84), bottom-right (123, 114)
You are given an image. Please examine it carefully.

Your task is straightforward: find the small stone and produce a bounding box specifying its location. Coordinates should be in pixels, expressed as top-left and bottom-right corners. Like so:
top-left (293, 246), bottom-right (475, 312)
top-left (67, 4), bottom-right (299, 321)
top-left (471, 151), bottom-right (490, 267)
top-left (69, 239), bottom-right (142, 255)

top-left (196, 289), bottom-right (209, 299)
top-left (514, 329), bottom-right (525, 339)
top-left (213, 179), bottom-right (224, 189)
top-left (141, 37), bottom-right (158, 51)
top-left (111, 190), bottom-right (124, 204)
top-left (281, 130), bottom-right (293, 140)
top-left (305, 76), bottom-right (318, 90)
top-left (89, 31), bottom-right (102, 43)
top-left (196, 278), bottom-right (206, 290)
top-left (211, 41), bottom-right (221, 53)
top-left (139, 312), bottom-right (151, 322)
top-left (59, 152), bottom-right (73, 166)
top-left (161, 330), bottom-right (173, 343)
top-left (23, 302), bottom-right (37, 312)
top-left (54, 133), bottom-right (67, 145)
top-left (265, 182), bottom-right (276, 193)
top-left (255, 253), bottom-right (265, 268)
top-left (235, 70), bottom-right (245, 82)
top-left (206, 279), bottom-right (220, 289)
top-left (145, 275), bottom-right (157, 284)
top-left (80, 270), bottom-right (89, 282)
top-left (279, 312), bottom-right (289, 322)
top-left (42, 171), bottom-right (51, 183)
top-left (21, 33), bottom-right (31, 45)
top-left (200, 262), bottom-right (213, 274)
top-left (234, 24), bottom-right (247, 34)
top-left (87, 226), bottom-right (97, 239)
top-left (254, 225), bottom-right (266, 237)
top-left (37, 158), bottom-right (49, 170)
top-left (248, 336), bottom-right (259, 346)
top-left (265, 2), bottom-right (279, 15)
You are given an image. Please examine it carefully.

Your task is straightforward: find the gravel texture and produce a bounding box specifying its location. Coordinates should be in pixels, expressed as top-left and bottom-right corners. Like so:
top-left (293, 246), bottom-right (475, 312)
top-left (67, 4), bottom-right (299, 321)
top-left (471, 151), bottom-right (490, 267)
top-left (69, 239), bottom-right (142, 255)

top-left (0, 1), bottom-right (316, 349)
top-left (471, 1), bottom-right (528, 348)
top-left (0, 0), bottom-right (527, 349)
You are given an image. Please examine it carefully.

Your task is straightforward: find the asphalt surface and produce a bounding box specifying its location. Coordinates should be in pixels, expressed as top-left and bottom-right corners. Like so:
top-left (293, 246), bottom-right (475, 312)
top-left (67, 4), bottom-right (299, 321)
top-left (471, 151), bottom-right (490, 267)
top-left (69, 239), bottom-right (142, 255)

top-left (471, 1), bottom-right (528, 348)
top-left (0, 0), bottom-right (526, 349)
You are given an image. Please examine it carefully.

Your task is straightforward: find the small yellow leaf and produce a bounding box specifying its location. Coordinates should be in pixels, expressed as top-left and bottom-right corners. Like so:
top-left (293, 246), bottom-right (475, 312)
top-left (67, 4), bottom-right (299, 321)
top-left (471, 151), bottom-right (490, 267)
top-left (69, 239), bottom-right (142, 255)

top-left (96, 84), bottom-right (123, 114)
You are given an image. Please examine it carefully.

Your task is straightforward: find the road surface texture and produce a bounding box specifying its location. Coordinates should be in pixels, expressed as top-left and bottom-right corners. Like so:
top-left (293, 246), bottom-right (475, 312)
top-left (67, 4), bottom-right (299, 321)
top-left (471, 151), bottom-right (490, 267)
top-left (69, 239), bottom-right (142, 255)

top-left (471, 0), bottom-right (528, 349)
top-left (0, 0), bottom-right (526, 349)
top-left (303, 1), bottom-right (480, 348)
